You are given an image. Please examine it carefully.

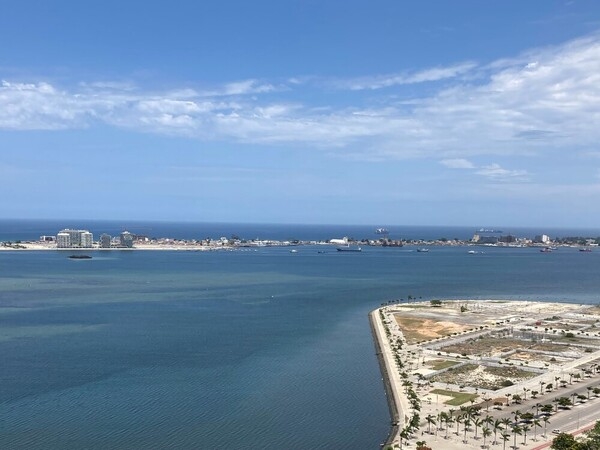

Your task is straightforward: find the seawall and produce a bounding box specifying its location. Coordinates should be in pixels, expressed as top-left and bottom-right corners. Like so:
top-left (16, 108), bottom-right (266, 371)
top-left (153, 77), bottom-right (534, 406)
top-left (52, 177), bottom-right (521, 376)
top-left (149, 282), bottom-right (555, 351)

top-left (369, 309), bottom-right (401, 448)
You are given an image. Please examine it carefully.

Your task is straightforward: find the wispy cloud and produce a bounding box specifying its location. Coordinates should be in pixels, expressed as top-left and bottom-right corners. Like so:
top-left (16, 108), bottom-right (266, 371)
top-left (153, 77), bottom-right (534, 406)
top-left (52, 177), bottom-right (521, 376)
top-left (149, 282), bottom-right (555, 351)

top-left (475, 163), bottom-right (529, 182)
top-left (330, 62), bottom-right (477, 90)
top-left (2, 33), bottom-right (600, 163)
top-left (440, 158), bottom-right (475, 169)
top-left (440, 159), bottom-right (530, 182)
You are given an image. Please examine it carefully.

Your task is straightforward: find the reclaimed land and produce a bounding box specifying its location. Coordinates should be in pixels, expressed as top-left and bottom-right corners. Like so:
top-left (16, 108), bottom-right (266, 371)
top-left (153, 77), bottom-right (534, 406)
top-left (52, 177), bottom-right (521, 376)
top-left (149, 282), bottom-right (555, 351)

top-left (372, 299), bottom-right (600, 450)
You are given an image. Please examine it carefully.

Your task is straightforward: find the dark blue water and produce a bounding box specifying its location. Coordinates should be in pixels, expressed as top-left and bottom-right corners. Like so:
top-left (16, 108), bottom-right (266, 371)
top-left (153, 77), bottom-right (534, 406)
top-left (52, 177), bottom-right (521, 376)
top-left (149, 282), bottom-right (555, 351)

top-left (1, 222), bottom-right (600, 449)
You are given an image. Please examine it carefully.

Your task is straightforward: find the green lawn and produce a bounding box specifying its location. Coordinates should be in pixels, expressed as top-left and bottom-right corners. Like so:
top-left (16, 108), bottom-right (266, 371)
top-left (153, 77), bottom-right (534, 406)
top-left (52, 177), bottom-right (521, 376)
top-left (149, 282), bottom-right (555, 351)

top-left (430, 389), bottom-right (478, 406)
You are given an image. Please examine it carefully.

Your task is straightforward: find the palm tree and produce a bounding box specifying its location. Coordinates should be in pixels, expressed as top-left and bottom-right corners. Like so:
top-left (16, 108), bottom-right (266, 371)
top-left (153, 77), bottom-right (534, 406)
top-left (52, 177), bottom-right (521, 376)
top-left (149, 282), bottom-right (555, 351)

top-left (523, 387), bottom-right (530, 400)
top-left (483, 396), bottom-right (492, 412)
top-left (455, 413), bottom-right (463, 436)
top-left (482, 427), bottom-right (492, 449)
top-left (493, 419), bottom-right (503, 445)
top-left (512, 409), bottom-right (521, 424)
top-left (532, 418), bottom-right (541, 441)
top-left (445, 416), bottom-right (454, 439)
top-left (501, 432), bottom-right (510, 450)
top-left (522, 424), bottom-right (530, 445)
top-left (542, 416), bottom-right (550, 438)
top-left (438, 411), bottom-right (447, 434)
top-left (463, 417), bottom-right (472, 443)
top-left (399, 428), bottom-right (410, 449)
top-left (425, 414), bottom-right (436, 434)
top-left (512, 425), bottom-right (522, 449)
top-left (473, 417), bottom-right (482, 440)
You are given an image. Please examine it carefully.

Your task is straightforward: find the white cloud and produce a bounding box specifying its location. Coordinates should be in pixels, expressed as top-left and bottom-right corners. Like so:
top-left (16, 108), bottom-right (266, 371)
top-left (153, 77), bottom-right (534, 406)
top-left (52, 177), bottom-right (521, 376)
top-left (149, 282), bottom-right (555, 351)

top-left (332, 62), bottom-right (477, 90)
top-left (440, 158), bottom-right (475, 169)
top-left (1, 32), bottom-right (600, 163)
top-left (475, 163), bottom-right (529, 182)
top-left (220, 79), bottom-right (276, 96)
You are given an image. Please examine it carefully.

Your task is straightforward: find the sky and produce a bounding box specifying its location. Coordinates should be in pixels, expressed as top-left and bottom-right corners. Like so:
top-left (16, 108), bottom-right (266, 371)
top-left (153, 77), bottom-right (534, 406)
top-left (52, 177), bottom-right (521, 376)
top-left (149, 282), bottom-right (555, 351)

top-left (2, 1), bottom-right (600, 227)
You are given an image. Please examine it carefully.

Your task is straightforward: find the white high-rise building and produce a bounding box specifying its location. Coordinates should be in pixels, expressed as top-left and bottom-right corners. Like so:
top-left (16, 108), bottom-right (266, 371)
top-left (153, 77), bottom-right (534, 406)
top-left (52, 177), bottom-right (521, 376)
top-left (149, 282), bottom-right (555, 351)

top-left (56, 232), bottom-right (71, 248)
top-left (57, 229), bottom-right (94, 248)
top-left (120, 231), bottom-right (134, 248)
top-left (80, 231), bottom-right (93, 248)
top-left (100, 234), bottom-right (111, 248)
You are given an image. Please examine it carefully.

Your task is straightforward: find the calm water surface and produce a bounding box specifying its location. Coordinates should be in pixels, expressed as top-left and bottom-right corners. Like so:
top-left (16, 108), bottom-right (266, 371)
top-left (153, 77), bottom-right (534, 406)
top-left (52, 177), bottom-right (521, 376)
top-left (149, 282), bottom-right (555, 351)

top-left (1, 226), bottom-right (600, 449)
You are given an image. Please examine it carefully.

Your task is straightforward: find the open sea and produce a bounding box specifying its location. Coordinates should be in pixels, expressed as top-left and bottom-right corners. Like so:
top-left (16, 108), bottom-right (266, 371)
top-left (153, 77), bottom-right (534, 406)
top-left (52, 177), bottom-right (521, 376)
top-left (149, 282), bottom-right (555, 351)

top-left (1, 220), bottom-right (600, 449)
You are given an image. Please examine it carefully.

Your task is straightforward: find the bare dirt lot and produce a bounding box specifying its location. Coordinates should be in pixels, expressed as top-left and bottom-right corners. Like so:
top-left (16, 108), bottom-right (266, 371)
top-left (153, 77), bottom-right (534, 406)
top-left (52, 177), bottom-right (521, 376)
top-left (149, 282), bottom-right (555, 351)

top-left (429, 363), bottom-right (539, 390)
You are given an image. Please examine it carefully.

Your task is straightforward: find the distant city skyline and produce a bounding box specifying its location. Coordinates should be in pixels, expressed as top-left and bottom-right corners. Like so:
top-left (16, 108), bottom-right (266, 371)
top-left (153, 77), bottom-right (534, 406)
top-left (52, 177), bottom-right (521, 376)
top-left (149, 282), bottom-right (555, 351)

top-left (2, 1), bottom-right (600, 227)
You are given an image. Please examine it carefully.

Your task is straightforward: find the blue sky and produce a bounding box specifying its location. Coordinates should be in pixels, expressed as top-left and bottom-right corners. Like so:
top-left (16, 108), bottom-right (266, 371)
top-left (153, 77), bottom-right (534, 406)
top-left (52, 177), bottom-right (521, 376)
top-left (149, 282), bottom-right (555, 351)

top-left (2, 1), bottom-right (600, 227)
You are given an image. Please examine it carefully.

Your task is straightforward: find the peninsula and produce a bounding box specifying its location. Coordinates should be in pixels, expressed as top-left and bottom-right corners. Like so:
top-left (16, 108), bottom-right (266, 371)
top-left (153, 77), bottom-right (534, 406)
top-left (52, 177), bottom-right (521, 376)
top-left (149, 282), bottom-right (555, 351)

top-left (371, 300), bottom-right (600, 450)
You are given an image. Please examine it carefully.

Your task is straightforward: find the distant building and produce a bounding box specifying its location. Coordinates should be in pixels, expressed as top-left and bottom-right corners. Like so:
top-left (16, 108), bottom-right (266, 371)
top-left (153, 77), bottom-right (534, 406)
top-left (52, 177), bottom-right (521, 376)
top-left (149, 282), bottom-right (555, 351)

top-left (56, 229), bottom-right (94, 248)
top-left (498, 234), bottom-right (517, 243)
top-left (120, 231), bottom-right (134, 248)
top-left (39, 235), bottom-right (55, 242)
top-left (80, 231), bottom-right (93, 248)
top-left (56, 232), bottom-right (71, 248)
top-left (478, 235), bottom-right (499, 245)
top-left (100, 234), bottom-right (111, 248)
top-left (534, 234), bottom-right (551, 244)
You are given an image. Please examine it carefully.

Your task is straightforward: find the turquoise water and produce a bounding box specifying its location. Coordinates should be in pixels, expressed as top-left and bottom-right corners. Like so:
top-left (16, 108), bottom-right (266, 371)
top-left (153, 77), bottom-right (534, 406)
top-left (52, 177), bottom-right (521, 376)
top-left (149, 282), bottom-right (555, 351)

top-left (1, 228), bottom-right (600, 449)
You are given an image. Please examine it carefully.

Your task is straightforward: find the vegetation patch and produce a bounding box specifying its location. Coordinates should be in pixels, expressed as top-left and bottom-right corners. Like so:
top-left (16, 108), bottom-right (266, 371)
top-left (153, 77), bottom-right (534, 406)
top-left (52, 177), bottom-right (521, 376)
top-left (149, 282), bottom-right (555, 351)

top-left (441, 337), bottom-right (525, 357)
top-left (426, 359), bottom-right (460, 370)
top-left (430, 388), bottom-right (478, 406)
top-left (529, 342), bottom-right (569, 352)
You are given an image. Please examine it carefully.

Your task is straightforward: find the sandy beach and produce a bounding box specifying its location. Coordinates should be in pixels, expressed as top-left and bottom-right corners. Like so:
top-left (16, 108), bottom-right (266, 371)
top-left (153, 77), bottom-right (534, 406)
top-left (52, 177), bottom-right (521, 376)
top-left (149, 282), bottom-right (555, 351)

top-left (0, 242), bottom-right (233, 251)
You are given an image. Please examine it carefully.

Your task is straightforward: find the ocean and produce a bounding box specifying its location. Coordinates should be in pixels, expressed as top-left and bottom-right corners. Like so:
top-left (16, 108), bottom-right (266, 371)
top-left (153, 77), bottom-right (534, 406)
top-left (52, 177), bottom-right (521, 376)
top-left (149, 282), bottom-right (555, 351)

top-left (1, 221), bottom-right (599, 449)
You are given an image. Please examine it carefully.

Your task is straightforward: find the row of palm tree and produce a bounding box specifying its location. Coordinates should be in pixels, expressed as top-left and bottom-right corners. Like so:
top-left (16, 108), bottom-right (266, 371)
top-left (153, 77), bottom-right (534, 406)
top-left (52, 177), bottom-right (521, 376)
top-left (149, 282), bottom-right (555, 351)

top-left (379, 308), bottom-right (422, 449)
top-left (425, 405), bottom-right (554, 449)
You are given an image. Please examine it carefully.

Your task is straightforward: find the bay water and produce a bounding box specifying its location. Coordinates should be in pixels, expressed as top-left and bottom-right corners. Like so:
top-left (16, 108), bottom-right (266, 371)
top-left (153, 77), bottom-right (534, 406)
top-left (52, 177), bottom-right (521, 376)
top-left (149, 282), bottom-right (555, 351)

top-left (1, 221), bottom-right (599, 449)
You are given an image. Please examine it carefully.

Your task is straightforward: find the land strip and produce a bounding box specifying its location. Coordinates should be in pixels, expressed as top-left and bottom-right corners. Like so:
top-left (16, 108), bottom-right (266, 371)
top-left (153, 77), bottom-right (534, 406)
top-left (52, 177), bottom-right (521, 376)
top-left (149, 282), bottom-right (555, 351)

top-left (372, 300), bottom-right (600, 450)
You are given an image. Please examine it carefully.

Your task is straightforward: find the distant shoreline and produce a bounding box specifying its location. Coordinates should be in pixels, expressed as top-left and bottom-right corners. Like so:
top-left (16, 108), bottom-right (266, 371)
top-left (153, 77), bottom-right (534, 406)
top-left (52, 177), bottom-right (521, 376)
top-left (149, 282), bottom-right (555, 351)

top-left (1, 239), bottom-right (597, 252)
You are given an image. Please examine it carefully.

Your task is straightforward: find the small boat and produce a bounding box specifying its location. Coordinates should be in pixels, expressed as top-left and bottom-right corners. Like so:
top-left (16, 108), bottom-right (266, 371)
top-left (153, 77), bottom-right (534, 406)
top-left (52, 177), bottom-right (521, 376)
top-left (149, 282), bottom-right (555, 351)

top-left (540, 247), bottom-right (552, 253)
top-left (69, 254), bottom-right (92, 259)
top-left (337, 245), bottom-right (362, 252)
top-left (375, 228), bottom-right (389, 235)
top-left (416, 248), bottom-right (429, 253)
top-left (579, 248), bottom-right (592, 252)
top-left (289, 249), bottom-right (298, 253)
top-left (467, 250), bottom-right (476, 254)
